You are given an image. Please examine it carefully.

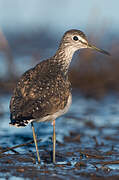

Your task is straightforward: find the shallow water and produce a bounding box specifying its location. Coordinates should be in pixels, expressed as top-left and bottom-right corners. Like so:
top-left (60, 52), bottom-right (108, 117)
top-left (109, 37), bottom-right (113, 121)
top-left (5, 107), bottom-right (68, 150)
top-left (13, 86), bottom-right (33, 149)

top-left (1, 92), bottom-right (119, 179)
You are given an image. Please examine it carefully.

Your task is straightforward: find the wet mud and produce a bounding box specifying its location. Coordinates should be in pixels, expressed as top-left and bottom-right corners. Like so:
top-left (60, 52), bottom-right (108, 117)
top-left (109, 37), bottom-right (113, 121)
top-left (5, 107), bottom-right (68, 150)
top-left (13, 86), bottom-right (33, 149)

top-left (1, 93), bottom-right (119, 179)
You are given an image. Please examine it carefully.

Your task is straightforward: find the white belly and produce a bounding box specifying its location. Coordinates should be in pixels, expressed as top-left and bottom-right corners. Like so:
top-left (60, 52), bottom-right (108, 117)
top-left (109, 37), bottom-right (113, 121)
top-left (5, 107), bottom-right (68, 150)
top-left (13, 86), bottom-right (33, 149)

top-left (36, 93), bottom-right (72, 123)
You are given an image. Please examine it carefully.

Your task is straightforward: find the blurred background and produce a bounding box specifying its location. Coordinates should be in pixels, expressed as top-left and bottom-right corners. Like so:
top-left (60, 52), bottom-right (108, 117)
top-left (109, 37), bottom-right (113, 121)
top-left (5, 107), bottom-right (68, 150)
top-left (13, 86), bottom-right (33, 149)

top-left (0, 0), bottom-right (118, 98)
top-left (1, 1), bottom-right (119, 178)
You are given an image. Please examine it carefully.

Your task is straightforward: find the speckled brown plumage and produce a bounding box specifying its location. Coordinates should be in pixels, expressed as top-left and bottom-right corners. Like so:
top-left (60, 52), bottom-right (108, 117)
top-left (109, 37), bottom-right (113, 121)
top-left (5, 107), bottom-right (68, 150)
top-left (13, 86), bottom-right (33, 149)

top-left (10, 58), bottom-right (71, 127)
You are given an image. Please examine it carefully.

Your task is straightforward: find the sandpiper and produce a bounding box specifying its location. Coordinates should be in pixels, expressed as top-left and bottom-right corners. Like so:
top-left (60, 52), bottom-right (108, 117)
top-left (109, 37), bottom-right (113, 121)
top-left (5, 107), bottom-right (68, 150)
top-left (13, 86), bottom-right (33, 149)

top-left (9, 29), bottom-right (110, 164)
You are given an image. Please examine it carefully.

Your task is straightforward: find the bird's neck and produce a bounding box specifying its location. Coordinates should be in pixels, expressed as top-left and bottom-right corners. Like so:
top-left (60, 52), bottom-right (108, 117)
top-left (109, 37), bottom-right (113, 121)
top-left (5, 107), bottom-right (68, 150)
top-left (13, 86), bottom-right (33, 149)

top-left (52, 45), bottom-right (76, 74)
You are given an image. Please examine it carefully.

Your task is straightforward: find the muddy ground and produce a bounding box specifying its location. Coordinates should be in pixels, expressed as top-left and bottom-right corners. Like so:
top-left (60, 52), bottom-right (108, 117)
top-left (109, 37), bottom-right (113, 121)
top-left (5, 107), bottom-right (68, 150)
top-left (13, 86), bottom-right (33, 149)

top-left (1, 93), bottom-right (119, 179)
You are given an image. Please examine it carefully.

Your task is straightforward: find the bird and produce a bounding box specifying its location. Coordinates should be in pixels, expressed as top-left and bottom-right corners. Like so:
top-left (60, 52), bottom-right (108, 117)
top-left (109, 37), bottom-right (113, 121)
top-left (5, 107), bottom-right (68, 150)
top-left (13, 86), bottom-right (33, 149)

top-left (9, 29), bottom-right (110, 164)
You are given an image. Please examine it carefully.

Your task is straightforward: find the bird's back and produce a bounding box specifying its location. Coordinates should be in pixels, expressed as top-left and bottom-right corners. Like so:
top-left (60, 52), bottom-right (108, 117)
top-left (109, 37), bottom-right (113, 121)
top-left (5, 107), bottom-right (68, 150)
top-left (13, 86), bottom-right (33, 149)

top-left (10, 59), bottom-right (71, 127)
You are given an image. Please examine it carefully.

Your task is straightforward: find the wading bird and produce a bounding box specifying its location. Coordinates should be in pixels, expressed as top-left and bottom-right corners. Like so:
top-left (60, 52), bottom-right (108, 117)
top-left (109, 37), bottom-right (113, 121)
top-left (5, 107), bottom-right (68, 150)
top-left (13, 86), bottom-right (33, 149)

top-left (10, 29), bottom-right (110, 163)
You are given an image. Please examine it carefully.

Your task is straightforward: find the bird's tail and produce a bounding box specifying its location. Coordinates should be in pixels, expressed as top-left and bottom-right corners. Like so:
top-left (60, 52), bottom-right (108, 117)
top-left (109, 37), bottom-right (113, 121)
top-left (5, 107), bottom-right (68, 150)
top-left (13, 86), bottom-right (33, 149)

top-left (9, 114), bottom-right (33, 128)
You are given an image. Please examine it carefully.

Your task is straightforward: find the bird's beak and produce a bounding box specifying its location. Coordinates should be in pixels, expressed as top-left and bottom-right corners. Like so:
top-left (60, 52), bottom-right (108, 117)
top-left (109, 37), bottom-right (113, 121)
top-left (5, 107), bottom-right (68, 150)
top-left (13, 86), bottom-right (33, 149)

top-left (88, 44), bottom-right (110, 56)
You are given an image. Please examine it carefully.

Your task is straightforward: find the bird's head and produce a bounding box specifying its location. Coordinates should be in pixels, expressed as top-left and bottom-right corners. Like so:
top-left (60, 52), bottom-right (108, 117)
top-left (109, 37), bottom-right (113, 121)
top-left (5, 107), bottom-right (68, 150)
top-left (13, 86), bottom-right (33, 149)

top-left (60, 29), bottom-right (110, 56)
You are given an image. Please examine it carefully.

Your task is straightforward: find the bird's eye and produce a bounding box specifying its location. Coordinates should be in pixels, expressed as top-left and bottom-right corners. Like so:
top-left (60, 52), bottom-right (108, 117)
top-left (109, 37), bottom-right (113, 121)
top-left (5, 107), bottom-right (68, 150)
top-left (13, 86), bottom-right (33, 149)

top-left (73, 36), bottom-right (78, 41)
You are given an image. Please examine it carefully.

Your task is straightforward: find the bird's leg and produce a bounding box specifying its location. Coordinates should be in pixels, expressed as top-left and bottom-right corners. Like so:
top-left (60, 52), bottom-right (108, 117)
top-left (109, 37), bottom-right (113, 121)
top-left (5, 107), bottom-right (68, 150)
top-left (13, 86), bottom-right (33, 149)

top-left (31, 122), bottom-right (40, 163)
top-left (53, 119), bottom-right (56, 163)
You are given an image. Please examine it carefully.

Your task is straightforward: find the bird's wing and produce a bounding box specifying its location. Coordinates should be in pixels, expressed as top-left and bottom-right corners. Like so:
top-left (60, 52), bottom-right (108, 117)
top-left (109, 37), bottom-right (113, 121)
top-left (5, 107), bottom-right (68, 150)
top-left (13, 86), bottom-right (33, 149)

top-left (10, 62), bottom-right (71, 126)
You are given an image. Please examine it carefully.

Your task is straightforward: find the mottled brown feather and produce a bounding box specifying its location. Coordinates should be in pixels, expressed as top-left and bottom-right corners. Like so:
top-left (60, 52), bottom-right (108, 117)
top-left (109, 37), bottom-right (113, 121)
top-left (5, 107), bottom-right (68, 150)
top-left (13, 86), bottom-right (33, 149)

top-left (10, 59), bottom-right (71, 126)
